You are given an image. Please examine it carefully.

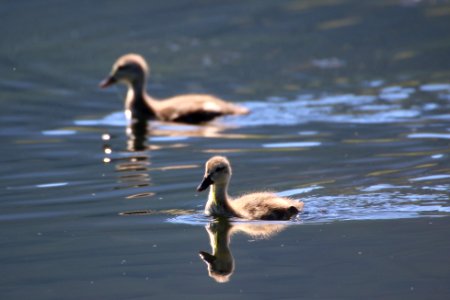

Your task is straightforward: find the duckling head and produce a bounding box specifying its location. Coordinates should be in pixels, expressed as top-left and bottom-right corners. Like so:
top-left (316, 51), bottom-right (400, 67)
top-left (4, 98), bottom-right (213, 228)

top-left (197, 156), bottom-right (232, 192)
top-left (99, 53), bottom-right (149, 88)
top-left (199, 251), bottom-right (233, 283)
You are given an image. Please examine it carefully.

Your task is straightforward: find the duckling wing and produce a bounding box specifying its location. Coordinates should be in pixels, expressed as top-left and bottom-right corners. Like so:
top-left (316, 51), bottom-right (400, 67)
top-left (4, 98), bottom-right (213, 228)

top-left (157, 94), bottom-right (249, 123)
top-left (231, 192), bottom-right (303, 220)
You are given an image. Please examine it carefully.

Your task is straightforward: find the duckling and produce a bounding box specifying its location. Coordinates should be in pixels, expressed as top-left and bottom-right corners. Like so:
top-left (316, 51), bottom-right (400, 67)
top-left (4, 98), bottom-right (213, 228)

top-left (197, 156), bottom-right (304, 220)
top-left (99, 53), bottom-right (249, 123)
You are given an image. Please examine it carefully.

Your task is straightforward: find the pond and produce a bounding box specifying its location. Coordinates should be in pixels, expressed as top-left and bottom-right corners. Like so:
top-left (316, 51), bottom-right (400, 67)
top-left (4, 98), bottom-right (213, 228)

top-left (1, 0), bottom-right (450, 299)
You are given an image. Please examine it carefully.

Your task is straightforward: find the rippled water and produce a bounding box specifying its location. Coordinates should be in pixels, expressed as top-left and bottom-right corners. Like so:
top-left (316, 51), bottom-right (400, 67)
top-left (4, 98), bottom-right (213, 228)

top-left (1, 0), bottom-right (450, 299)
top-left (74, 82), bottom-right (450, 224)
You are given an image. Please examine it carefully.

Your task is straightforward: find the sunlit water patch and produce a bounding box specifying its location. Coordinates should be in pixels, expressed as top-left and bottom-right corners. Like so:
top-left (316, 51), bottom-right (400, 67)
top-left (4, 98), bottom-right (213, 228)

top-left (408, 133), bottom-right (450, 139)
top-left (301, 192), bottom-right (450, 222)
top-left (169, 185), bottom-right (450, 226)
top-left (168, 213), bottom-right (300, 227)
top-left (67, 81), bottom-right (450, 227)
top-left (422, 185), bottom-right (450, 192)
top-left (419, 83), bottom-right (450, 92)
top-left (379, 87), bottom-right (415, 101)
top-left (167, 212), bottom-right (211, 226)
top-left (226, 83), bottom-right (450, 126)
top-left (277, 185), bottom-right (324, 196)
top-left (6, 182), bottom-right (69, 190)
top-left (359, 184), bottom-right (411, 192)
top-left (42, 129), bottom-right (77, 136)
top-left (36, 182), bottom-right (69, 188)
top-left (75, 111), bottom-right (126, 126)
top-left (410, 174), bottom-right (450, 182)
top-left (298, 130), bottom-right (319, 136)
top-left (149, 136), bottom-right (190, 142)
top-left (262, 141), bottom-right (321, 148)
top-left (73, 82), bottom-right (450, 129)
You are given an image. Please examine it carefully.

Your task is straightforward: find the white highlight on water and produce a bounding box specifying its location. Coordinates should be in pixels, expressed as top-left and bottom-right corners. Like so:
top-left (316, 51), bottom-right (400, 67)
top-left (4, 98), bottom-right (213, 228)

top-left (36, 182), bottom-right (68, 188)
top-left (360, 184), bottom-right (411, 192)
top-left (277, 185), bottom-right (323, 197)
top-left (42, 130), bottom-right (77, 136)
top-left (262, 142), bottom-right (321, 148)
top-left (410, 175), bottom-right (450, 182)
top-left (408, 133), bottom-right (450, 139)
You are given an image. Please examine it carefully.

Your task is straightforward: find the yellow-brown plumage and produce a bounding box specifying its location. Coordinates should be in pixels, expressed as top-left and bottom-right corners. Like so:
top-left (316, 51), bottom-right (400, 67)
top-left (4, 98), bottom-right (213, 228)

top-left (100, 53), bottom-right (249, 123)
top-left (197, 156), bottom-right (304, 220)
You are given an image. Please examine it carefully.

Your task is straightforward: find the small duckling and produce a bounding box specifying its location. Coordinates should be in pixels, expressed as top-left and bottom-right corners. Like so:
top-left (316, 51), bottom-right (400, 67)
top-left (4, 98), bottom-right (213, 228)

top-left (197, 156), bottom-right (304, 220)
top-left (99, 53), bottom-right (249, 123)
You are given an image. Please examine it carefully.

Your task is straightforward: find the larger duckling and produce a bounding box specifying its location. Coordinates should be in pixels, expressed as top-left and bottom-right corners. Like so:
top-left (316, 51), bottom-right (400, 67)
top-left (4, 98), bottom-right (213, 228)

top-left (99, 53), bottom-right (249, 123)
top-left (197, 156), bottom-right (304, 220)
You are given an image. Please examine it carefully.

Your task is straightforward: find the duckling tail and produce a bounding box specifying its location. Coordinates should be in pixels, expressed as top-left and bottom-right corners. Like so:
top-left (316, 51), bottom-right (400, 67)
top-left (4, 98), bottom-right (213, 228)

top-left (234, 105), bottom-right (250, 115)
top-left (288, 206), bottom-right (299, 215)
top-left (293, 201), bottom-right (304, 211)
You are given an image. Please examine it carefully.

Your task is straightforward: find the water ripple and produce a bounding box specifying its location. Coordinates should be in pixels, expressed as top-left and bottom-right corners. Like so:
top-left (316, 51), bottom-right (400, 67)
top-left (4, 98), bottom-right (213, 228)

top-left (408, 133), bottom-right (450, 139)
top-left (360, 184), bottom-right (411, 192)
top-left (302, 192), bottom-right (450, 222)
top-left (262, 141), bottom-right (321, 148)
top-left (410, 174), bottom-right (450, 182)
top-left (168, 190), bottom-right (449, 226)
top-left (277, 185), bottom-right (323, 197)
top-left (74, 82), bottom-right (450, 128)
top-left (420, 83), bottom-right (450, 92)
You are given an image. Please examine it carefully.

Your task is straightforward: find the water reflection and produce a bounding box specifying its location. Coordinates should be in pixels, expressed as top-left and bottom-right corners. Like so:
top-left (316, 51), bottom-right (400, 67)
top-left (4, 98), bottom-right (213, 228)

top-left (78, 81), bottom-right (450, 128)
top-left (103, 118), bottom-right (213, 199)
top-left (126, 119), bottom-right (150, 151)
top-left (81, 79), bottom-right (450, 219)
top-left (78, 110), bottom-right (267, 140)
top-left (199, 218), bottom-right (287, 283)
top-left (102, 120), bottom-right (153, 196)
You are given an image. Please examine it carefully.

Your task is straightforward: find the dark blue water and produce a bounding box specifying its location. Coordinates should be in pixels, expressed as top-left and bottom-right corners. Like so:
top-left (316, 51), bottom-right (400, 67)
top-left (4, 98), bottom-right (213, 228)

top-left (1, 1), bottom-right (450, 299)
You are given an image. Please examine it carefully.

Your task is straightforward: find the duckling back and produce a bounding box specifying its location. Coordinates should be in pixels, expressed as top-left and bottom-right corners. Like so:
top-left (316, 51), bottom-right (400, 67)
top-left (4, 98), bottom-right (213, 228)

top-left (230, 192), bottom-right (304, 220)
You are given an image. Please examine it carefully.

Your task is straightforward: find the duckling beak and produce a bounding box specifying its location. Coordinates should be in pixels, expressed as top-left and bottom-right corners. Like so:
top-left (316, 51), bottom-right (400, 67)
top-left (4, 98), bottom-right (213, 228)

top-left (197, 175), bottom-right (213, 192)
top-left (199, 251), bottom-right (216, 264)
top-left (99, 75), bottom-right (117, 88)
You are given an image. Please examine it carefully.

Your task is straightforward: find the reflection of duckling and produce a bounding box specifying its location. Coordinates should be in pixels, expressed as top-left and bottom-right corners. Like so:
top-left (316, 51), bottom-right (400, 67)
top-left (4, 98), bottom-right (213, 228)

top-left (199, 218), bottom-right (287, 283)
top-left (199, 219), bottom-right (234, 283)
top-left (197, 156), bottom-right (304, 220)
top-left (99, 53), bottom-right (249, 123)
top-left (126, 119), bottom-right (149, 151)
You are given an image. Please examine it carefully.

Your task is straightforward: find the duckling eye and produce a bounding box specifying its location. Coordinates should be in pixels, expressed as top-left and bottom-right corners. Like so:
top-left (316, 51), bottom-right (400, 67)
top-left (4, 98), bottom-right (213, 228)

top-left (215, 166), bottom-right (225, 172)
top-left (117, 65), bottom-right (128, 71)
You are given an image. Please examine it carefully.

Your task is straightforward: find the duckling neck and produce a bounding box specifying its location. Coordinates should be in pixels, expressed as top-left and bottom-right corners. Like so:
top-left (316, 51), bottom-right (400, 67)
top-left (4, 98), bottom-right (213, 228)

top-left (209, 224), bottom-right (232, 257)
top-left (125, 81), bottom-right (157, 120)
top-left (206, 183), bottom-right (234, 217)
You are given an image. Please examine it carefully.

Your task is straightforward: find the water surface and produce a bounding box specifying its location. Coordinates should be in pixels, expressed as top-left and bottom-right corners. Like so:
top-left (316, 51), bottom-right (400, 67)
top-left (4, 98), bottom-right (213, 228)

top-left (1, 0), bottom-right (450, 299)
